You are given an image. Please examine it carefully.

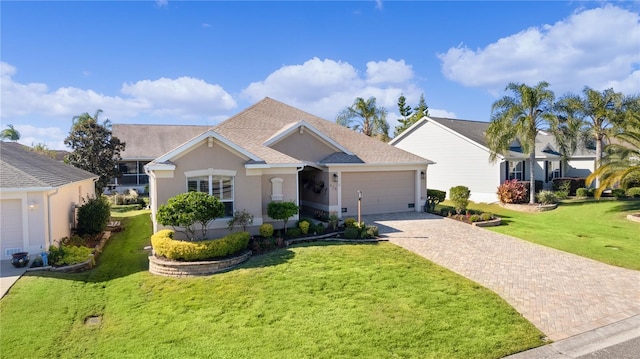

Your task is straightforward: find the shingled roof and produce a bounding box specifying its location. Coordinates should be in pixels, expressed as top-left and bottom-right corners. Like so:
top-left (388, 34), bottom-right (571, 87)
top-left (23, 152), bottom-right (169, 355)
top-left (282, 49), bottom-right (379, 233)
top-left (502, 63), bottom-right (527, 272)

top-left (112, 124), bottom-right (211, 159)
top-left (0, 142), bottom-right (97, 189)
top-left (212, 97), bottom-right (432, 165)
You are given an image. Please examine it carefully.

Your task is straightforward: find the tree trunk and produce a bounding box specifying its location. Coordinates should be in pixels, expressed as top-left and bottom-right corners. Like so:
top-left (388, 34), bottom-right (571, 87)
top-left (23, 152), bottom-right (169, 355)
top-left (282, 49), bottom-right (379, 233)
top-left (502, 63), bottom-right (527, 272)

top-left (594, 134), bottom-right (603, 188)
top-left (529, 150), bottom-right (536, 204)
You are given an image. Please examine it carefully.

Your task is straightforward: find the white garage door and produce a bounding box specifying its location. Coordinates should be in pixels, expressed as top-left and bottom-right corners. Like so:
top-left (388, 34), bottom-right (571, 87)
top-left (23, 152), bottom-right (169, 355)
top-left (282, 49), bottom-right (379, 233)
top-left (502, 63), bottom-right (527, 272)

top-left (341, 171), bottom-right (416, 216)
top-left (1, 199), bottom-right (24, 259)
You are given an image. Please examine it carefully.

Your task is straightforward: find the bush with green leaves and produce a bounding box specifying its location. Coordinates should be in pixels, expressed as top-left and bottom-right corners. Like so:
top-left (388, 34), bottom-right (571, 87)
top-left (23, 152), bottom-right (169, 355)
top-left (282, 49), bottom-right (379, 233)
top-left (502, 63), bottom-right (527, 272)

top-left (536, 190), bottom-right (558, 205)
top-left (344, 227), bottom-right (359, 239)
top-left (298, 221), bottom-right (310, 234)
top-left (156, 192), bottom-right (225, 240)
top-left (627, 187), bottom-right (640, 198)
top-left (77, 195), bottom-right (111, 235)
top-left (48, 244), bottom-right (93, 267)
top-left (267, 201), bottom-right (299, 234)
top-left (259, 223), bottom-right (274, 238)
top-left (449, 185), bottom-right (471, 214)
top-left (612, 188), bottom-right (627, 199)
top-left (469, 214), bottom-right (480, 222)
top-left (496, 180), bottom-right (528, 204)
top-left (287, 227), bottom-right (302, 238)
top-left (621, 172), bottom-right (640, 190)
top-left (151, 229), bottom-right (249, 261)
top-left (227, 209), bottom-right (254, 232)
top-left (425, 189), bottom-right (446, 213)
top-left (480, 213), bottom-right (493, 221)
top-left (365, 225), bottom-right (379, 238)
top-left (343, 217), bottom-right (357, 228)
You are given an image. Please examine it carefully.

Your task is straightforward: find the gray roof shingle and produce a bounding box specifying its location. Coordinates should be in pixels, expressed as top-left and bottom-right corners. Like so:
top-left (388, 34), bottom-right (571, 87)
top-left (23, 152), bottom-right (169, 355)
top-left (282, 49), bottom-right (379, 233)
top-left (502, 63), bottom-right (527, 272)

top-left (112, 124), bottom-right (211, 160)
top-left (0, 142), bottom-right (98, 189)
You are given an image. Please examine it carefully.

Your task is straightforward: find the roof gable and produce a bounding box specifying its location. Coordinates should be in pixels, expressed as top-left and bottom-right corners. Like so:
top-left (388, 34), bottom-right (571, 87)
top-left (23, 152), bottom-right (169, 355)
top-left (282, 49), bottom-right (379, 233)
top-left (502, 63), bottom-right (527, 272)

top-left (0, 142), bottom-right (97, 189)
top-left (263, 120), bottom-right (354, 155)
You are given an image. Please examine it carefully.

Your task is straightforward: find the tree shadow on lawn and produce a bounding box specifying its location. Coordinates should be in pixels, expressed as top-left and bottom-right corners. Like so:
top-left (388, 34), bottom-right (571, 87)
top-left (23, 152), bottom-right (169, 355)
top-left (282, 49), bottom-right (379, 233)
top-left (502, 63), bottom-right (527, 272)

top-left (606, 199), bottom-right (640, 213)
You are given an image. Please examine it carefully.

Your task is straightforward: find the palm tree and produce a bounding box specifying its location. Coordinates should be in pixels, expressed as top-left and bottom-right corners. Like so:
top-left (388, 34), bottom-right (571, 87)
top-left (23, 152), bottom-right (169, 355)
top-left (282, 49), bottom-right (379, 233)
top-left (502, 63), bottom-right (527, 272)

top-left (555, 87), bottom-right (625, 187)
top-left (336, 97), bottom-right (389, 139)
top-left (72, 109), bottom-right (110, 129)
top-left (486, 81), bottom-right (556, 204)
top-left (587, 128), bottom-right (640, 198)
top-left (1, 124), bottom-right (21, 141)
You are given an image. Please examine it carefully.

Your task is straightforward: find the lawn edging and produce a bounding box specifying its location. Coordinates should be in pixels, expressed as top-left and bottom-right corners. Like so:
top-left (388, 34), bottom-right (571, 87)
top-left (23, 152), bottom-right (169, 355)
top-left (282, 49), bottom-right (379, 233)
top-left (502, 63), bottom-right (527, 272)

top-left (499, 203), bottom-right (558, 212)
top-left (149, 250), bottom-right (252, 277)
top-left (472, 217), bottom-right (502, 227)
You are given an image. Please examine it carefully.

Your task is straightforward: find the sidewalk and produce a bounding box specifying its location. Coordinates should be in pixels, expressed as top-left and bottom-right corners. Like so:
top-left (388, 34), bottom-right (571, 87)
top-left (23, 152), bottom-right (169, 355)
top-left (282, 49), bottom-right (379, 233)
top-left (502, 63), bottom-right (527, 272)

top-left (0, 259), bottom-right (29, 298)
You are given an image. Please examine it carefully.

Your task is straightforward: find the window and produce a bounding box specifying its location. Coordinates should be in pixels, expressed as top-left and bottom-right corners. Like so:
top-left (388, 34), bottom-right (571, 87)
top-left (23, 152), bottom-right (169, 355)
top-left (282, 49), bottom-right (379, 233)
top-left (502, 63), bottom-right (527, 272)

top-left (186, 172), bottom-right (234, 217)
top-left (115, 160), bottom-right (150, 186)
top-left (508, 161), bottom-right (523, 181)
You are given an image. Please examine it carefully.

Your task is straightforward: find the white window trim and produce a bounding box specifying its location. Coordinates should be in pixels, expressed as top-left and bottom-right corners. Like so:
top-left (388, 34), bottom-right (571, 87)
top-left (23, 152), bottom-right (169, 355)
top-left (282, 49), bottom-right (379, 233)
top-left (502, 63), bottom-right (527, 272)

top-left (185, 169), bottom-right (236, 217)
top-left (184, 168), bottom-right (237, 178)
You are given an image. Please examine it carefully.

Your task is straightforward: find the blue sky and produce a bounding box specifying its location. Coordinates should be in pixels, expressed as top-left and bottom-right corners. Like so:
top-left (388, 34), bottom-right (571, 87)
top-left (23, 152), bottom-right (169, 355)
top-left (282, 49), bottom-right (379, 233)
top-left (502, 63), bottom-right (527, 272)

top-left (2, 1), bottom-right (639, 150)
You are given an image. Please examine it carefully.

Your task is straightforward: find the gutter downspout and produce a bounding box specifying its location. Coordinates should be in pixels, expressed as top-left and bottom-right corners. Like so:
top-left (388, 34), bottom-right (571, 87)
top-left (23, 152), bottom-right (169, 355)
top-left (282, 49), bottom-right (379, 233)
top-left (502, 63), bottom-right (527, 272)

top-left (46, 189), bottom-right (59, 249)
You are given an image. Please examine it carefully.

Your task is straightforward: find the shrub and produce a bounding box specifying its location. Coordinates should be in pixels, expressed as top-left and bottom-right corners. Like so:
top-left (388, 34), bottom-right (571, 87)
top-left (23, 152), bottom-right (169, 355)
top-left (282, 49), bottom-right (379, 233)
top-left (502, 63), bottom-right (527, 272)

top-left (576, 188), bottom-right (589, 198)
top-left (621, 172), bottom-right (640, 190)
top-left (449, 185), bottom-right (471, 214)
top-left (259, 223), bottom-right (274, 238)
top-left (267, 201), bottom-right (299, 234)
top-left (48, 244), bottom-right (93, 267)
top-left (286, 227), bottom-right (301, 238)
top-left (552, 178), bottom-right (586, 196)
top-left (227, 209), bottom-right (254, 232)
top-left (627, 187), bottom-right (640, 198)
top-left (536, 190), bottom-right (558, 205)
top-left (517, 180), bottom-right (543, 194)
top-left (156, 192), bottom-right (225, 240)
top-left (612, 188), bottom-right (627, 199)
top-left (425, 189), bottom-right (446, 213)
top-left (344, 227), bottom-right (359, 239)
top-left (151, 230), bottom-right (250, 261)
top-left (365, 225), bottom-right (379, 238)
top-left (298, 221), bottom-right (310, 234)
top-left (312, 222), bottom-right (325, 234)
top-left (343, 217), bottom-right (357, 228)
top-left (76, 195), bottom-right (111, 235)
top-left (328, 211), bottom-right (339, 230)
top-left (497, 180), bottom-right (528, 204)
top-left (480, 212), bottom-right (493, 221)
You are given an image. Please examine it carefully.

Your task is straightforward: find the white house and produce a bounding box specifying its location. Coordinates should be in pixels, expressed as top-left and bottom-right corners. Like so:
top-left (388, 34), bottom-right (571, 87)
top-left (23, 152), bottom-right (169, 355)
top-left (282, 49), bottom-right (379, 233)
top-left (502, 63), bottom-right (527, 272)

top-left (390, 117), bottom-right (596, 203)
top-left (0, 142), bottom-right (98, 259)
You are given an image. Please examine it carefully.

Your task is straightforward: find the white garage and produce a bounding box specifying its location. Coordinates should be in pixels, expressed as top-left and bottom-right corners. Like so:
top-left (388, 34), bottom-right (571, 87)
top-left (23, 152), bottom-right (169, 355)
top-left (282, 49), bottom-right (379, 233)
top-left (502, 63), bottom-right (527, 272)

top-left (0, 142), bottom-right (98, 260)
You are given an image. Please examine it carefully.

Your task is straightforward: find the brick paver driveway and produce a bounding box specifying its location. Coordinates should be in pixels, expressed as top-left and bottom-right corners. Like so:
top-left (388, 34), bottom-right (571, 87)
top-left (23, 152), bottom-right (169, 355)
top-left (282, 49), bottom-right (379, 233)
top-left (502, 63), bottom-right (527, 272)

top-left (362, 212), bottom-right (640, 341)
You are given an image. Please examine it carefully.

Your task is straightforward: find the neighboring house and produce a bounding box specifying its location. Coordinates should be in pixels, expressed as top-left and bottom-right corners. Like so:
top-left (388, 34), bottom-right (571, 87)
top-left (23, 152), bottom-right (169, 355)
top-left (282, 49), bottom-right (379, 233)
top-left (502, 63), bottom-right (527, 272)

top-left (390, 117), bottom-right (595, 203)
top-left (144, 97), bottom-right (434, 238)
top-left (108, 124), bottom-right (210, 194)
top-left (0, 142), bottom-right (98, 259)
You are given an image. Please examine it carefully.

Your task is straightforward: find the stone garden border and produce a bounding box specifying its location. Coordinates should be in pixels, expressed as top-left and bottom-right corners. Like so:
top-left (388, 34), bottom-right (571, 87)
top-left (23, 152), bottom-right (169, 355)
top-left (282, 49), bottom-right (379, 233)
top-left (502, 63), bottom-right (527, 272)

top-left (149, 250), bottom-right (252, 277)
top-left (499, 203), bottom-right (558, 212)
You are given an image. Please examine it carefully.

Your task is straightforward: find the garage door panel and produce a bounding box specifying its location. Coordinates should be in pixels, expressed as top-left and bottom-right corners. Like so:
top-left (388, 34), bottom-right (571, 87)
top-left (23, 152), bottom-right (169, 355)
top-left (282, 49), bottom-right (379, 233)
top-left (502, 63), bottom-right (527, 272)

top-left (1, 199), bottom-right (24, 258)
top-left (342, 171), bottom-right (415, 215)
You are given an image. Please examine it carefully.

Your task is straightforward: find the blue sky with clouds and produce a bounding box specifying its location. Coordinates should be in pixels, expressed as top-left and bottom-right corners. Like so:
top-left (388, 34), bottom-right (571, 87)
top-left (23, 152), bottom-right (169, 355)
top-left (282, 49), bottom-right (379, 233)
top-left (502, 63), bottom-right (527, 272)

top-left (2, 1), bottom-right (639, 150)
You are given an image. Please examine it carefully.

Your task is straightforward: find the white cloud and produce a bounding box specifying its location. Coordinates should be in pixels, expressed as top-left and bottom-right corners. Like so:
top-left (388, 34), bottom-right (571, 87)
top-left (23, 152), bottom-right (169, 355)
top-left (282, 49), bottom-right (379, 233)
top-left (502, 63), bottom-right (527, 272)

top-left (241, 57), bottom-right (425, 120)
top-left (1, 62), bottom-right (237, 149)
top-left (155, 0), bottom-right (168, 8)
top-left (438, 5), bottom-right (640, 95)
top-left (366, 59), bottom-right (414, 84)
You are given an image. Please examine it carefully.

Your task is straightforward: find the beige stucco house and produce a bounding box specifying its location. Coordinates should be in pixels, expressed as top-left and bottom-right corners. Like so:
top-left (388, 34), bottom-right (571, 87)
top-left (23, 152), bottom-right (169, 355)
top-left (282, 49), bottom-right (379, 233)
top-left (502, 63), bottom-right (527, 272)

top-left (0, 142), bottom-right (98, 259)
top-left (144, 98), bottom-right (434, 238)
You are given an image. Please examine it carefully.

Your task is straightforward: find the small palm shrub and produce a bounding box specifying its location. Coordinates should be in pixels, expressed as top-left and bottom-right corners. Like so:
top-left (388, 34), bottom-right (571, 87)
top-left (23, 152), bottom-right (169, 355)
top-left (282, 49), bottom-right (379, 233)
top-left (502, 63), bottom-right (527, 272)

top-left (627, 187), bottom-right (640, 198)
top-left (497, 180), bottom-right (528, 204)
top-left (259, 224), bottom-right (274, 238)
top-left (449, 185), bottom-right (471, 214)
top-left (536, 190), bottom-right (558, 205)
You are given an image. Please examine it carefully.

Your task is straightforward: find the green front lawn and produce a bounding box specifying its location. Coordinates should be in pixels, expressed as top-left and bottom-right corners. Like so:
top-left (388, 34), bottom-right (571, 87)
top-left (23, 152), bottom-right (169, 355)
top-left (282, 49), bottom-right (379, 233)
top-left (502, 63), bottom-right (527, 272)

top-left (441, 199), bottom-right (640, 270)
top-left (0, 212), bottom-right (544, 358)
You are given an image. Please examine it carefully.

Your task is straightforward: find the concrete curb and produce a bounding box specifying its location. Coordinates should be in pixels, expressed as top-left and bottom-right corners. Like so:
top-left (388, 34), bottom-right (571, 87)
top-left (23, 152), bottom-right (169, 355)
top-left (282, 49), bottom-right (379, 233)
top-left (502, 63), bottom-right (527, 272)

top-left (505, 315), bottom-right (640, 358)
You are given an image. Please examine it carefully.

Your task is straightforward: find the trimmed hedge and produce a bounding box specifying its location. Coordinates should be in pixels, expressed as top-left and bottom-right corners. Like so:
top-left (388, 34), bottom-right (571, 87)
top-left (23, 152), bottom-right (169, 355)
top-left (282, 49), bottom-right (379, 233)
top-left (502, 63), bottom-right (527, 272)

top-left (627, 187), bottom-right (640, 198)
top-left (425, 189), bottom-right (446, 212)
top-left (152, 230), bottom-right (250, 261)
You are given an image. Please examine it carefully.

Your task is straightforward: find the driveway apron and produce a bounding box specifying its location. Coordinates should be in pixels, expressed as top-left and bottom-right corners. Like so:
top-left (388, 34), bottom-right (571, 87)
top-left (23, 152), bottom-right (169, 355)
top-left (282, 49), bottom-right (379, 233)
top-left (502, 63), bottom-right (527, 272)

top-left (363, 212), bottom-right (640, 341)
